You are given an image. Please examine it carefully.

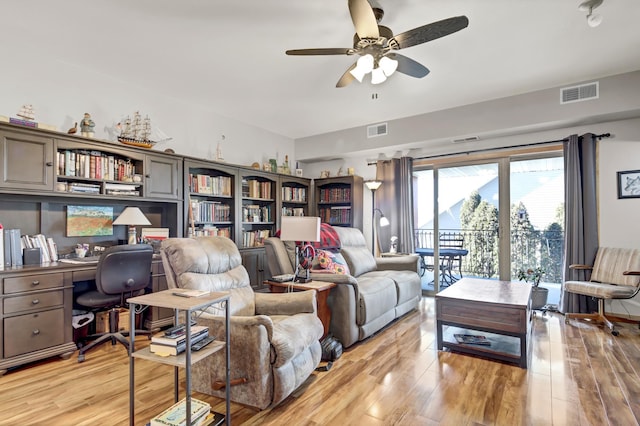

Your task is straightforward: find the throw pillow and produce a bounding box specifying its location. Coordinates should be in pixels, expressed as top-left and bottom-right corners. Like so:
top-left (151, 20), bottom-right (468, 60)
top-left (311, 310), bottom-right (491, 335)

top-left (312, 249), bottom-right (350, 275)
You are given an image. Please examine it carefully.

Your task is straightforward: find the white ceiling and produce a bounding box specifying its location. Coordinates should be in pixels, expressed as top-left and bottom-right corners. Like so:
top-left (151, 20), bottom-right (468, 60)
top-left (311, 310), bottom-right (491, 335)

top-left (4, 0), bottom-right (640, 140)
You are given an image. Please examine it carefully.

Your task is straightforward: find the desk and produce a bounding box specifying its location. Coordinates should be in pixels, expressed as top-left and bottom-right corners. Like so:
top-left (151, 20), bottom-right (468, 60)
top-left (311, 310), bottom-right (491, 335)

top-left (0, 257), bottom-right (170, 375)
top-left (415, 247), bottom-right (469, 287)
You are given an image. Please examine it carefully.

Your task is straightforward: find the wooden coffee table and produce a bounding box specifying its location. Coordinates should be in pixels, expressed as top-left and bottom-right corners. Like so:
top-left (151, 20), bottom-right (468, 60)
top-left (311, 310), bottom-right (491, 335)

top-left (435, 277), bottom-right (532, 368)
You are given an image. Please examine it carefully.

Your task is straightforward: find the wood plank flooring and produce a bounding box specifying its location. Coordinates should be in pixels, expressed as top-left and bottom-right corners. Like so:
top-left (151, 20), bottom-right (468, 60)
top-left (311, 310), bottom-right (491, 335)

top-left (1, 297), bottom-right (639, 425)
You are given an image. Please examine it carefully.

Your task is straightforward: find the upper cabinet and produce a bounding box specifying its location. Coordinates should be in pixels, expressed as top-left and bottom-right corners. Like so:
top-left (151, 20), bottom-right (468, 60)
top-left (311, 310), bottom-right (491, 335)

top-left (185, 160), bottom-right (237, 241)
top-left (239, 170), bottom-right (277, 249)
top-left (314, 175), bottom-right (363, 231)
top-left (144, 154), bottom-right (182, 200)
top-left (0, 127), bottom-right (55, 191)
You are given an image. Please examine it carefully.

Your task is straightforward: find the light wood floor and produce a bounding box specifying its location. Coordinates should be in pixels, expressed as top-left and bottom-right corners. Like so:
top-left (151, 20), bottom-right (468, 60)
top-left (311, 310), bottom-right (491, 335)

top-left (2, 297), bottom-right (640, 425)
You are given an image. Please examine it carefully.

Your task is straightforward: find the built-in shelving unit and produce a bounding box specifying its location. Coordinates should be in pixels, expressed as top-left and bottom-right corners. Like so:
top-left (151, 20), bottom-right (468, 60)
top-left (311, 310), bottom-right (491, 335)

top-left (240, 170), bottom-right (277, 249)
top-left (314, 175), bottom-right (363, 231)
top-left (280, 175), bottom-right (310, 218)
top-left (185, 160), bottom-right (237, 240)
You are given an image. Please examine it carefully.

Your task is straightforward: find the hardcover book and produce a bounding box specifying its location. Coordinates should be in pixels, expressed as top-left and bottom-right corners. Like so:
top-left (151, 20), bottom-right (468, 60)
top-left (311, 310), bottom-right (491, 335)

top-left (150, 397), bottom-right (210, 426)
top-left (151, 326), bottom-right (209, 347)
top-left (454, 334), bottom-right (491, 346)
top-left (149, 332), bottom-right (210, 356)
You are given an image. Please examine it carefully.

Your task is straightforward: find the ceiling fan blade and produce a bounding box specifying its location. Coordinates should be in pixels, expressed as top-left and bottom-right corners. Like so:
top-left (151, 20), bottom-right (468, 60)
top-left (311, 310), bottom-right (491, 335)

top-left (390, 16), bottom-right (469, 50)
top-left (387, 53), bottom-right (430, 78)
top-left (348, 0), bottom-right (379, 39)
top-left (286, 48), bottom-right (353, 56)
top-left (336, 63), bottom-right (357, 88)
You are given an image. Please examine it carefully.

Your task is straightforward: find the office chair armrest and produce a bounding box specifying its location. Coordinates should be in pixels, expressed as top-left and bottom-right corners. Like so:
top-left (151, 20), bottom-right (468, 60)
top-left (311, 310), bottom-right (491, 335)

top-left (569, 264), bottom-right (593, 270)
top-left (623, 270), bottom-right (640, 276)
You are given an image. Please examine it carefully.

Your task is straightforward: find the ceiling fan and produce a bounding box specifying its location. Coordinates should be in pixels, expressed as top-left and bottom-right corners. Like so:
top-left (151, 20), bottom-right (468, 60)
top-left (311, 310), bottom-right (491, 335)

top-left (285, 0), bottom-right (469, 87)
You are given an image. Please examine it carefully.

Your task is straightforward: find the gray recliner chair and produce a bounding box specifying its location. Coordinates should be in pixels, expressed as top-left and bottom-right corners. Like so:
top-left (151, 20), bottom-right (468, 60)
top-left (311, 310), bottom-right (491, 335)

top-left (161, 236), bottom-right (323, 410)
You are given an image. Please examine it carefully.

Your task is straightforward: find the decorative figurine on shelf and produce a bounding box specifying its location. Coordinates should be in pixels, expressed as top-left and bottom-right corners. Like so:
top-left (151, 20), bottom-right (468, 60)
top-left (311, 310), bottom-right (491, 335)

top-left (17, 104), bottom-right (35, 121)
top-left (79, 113), bottom-right (95, 138)
top-left (390, 236), bottom-right (398, 254)
top-left (67, 122), bottom-right (78, 134)
top-left (282, 155), bottom-right (291, 175)
top-left (216, 135), bottom-right (225, 161)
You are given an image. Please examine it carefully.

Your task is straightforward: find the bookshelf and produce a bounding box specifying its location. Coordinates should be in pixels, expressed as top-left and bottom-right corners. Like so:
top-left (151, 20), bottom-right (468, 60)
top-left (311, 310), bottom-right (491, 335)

top-left (240, 170), bottom-right (277, 249)
top-left (279, 175), bottom-right (311, 218)
top-left (314, 175), bottom-right (363, 231)
top-left (185, 160), bottom-right (237, 241)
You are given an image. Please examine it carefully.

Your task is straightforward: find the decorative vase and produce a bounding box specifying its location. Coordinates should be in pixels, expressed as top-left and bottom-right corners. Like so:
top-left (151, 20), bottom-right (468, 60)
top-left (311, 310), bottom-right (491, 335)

top-left (530, 286), bottom-right (549, 310)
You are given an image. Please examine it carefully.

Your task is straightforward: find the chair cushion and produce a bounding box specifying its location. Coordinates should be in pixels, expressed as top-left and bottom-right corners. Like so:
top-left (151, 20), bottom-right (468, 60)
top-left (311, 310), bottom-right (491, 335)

top-left (565, 280), bottom-right (638, 299)
top-left (270, 313), bottom-right (323, 367)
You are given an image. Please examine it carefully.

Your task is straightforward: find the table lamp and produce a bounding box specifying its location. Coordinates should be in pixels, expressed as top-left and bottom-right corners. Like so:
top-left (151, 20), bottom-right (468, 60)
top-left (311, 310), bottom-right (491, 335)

top-left (113, 207), bottom-right (151, 244)
top-left (280, 216), bottom-right (321, 283)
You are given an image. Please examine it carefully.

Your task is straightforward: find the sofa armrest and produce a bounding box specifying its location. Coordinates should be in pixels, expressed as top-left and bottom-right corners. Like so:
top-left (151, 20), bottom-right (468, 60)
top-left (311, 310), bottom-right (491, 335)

top-left (255, 290), bottom-right (317, 316)
top-left (376, 255), bottom-right (420, 273)
top-left (309, 272), bottom-right (358, 285)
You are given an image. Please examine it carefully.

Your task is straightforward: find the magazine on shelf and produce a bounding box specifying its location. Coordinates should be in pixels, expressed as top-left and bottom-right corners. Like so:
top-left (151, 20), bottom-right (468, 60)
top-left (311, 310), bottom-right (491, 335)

top-left (453, 334), bottom-right (491, 346)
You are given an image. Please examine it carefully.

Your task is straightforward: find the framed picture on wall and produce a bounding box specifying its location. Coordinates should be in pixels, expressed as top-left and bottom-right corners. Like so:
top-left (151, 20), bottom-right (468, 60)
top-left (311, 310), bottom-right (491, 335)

top-left (66, 205), bottom-right (114, 236)
top-left (617, 170), bottom-right (640, 199)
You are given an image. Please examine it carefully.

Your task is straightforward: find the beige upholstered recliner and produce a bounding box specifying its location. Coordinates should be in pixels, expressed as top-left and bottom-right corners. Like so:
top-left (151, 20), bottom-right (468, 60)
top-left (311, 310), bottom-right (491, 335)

top-left (161, 236), bottom-right (324, 410)
top-left (565, 247), bottom-right (640, 336)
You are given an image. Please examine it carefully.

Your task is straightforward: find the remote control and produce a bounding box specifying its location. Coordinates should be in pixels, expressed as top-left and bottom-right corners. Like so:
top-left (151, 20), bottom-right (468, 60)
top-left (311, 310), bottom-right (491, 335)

top-left (164, 319), bottom-right (197, 338)
top-left (191, 335), bottom-right (216, 351)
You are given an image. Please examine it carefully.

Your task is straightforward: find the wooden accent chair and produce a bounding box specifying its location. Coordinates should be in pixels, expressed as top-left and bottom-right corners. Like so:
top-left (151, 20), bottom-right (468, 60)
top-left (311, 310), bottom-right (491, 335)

top-left (564, 247), bottom-right (640, 336)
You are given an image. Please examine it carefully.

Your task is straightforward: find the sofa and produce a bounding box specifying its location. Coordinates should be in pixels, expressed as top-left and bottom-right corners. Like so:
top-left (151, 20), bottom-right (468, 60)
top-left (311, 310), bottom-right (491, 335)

top-left (264, 225), bottom-right (422, 348)
top-left (161, 236), bottom-right (324, 410)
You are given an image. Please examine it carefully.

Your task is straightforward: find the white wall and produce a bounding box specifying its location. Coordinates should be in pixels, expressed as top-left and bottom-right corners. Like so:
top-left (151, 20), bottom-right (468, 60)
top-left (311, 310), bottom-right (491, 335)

top-left (0, 49), bottom-right (295, 168)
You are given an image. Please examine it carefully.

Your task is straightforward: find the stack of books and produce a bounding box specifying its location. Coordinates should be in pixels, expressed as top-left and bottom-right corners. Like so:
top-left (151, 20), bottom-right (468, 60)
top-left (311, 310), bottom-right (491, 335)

top-left (149, 325), bottom-right (210, 356)
top-left (149, 397), bottom-right (224, 426)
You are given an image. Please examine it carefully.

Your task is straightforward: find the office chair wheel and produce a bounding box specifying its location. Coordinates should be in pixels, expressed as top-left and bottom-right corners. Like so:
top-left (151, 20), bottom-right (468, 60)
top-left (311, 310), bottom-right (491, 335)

top-left (611, 329), bottom-right (620, 336)
top-left (77, 353), bottom-right (86, 363)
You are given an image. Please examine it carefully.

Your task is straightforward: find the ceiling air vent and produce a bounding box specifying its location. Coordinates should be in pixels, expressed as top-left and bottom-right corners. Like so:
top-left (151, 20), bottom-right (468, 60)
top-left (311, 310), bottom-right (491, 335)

top-left (560, 81), bottom-right (599, 104)
top-left (367, 122), bottom-right (388, 138)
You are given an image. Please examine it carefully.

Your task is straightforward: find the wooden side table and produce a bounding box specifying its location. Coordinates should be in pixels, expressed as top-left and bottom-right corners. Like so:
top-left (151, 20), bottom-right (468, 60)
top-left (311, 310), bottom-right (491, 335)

top-left (265, 280), bottom-right (336, 339)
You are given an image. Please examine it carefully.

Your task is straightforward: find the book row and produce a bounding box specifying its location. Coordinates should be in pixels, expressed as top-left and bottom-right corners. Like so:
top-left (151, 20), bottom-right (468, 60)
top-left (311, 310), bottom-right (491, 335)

top-left (190, 200), bottom-right (232, 223)
top-left (56, 149), bottom-right (138, 182)
top-left (242, 229), bottom-right (270, 247)
top-left (242, 204), bottom-right (273, 223)
top-left (241, 179), bottom-right (273, 199)
top-left (188, 173), bottom-right (233, 197)
top-left (319, 206), bottom-right (352, 225)
top-left (318, 187), bottom-right (352, 203)
top-left (281, 186), bottom-right (307, 202)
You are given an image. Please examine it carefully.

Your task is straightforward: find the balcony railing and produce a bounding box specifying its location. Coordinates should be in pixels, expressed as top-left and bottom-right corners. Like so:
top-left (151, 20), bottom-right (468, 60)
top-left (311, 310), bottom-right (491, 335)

top-left (414, 228), bottom-right (565, 284)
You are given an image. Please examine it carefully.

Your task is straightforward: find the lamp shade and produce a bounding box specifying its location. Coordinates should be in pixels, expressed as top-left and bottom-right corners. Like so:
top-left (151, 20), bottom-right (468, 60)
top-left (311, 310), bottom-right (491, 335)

top-left (365, 180), bottom-right (382, 191)
top-left (379, 215), bottom-right (390, 227)
top-left (113, 207), bottom-right (152, 226)
top-left (280, 216), bottom-right (321, 242)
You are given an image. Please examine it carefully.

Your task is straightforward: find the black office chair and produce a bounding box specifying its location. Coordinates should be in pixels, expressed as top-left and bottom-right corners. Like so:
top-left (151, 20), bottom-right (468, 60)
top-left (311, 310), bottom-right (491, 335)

top-left (75, 244), bottom-right (153, 362)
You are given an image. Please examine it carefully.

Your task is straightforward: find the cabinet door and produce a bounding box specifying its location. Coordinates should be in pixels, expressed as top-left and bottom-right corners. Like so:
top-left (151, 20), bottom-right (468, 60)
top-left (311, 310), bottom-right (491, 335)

top-left (0, 130), bottom-right (54, 191)
top-left (241, 248), bottom-right (269, 291)
top-left (145, 154), bottom-right (182, 200)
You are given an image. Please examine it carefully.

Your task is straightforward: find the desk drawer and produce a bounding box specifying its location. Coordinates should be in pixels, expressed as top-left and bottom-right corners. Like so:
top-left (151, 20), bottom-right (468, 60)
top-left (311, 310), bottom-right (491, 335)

top-left (4, 290), bottom-right (64, 314)
top-left (4, 273), bottom-right (64, 294)
top-left (4, 308), bottom-right (65, 358)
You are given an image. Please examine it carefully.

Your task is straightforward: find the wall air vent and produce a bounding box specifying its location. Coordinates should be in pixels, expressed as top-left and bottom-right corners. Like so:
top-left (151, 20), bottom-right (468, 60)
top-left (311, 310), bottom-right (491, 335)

top-left (560, 81), bottom-right (599, 104)
top-left (367, 122), bottom-right (388, 138)
top-left (452, 136), bottom-right (480, 144)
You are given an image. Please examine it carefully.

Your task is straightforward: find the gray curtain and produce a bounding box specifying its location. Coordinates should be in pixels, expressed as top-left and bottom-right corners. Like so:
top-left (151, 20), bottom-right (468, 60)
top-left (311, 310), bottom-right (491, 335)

top-left (375, 157), bottom-right (415, 254)
top-left (560, 133), bottom-right (599, 314)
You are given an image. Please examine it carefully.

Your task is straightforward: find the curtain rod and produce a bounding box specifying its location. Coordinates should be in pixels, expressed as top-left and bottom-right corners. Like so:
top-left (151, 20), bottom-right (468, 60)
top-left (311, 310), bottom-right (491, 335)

top-left (367, 132), bottom-right (611, 165)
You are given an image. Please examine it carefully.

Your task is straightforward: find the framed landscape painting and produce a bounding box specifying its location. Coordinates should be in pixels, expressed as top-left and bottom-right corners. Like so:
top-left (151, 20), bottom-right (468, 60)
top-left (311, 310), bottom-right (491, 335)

top-left (617, 170), bottom-right (640, 199)
top-left (66, 205), bottom-right (114, 236)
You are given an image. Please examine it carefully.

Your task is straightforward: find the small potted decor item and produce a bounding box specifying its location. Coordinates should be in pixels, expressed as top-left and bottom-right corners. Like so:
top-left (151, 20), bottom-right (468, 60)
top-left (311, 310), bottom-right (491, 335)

top-left (517, 267), bottom-right (548, 309)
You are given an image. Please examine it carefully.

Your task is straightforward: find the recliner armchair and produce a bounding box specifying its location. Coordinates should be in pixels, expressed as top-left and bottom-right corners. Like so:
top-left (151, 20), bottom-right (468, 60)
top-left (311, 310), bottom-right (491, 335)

top-left (564, 247), bottom-right (640, 335)
top-left (161, 236), bottom-right (323, 410)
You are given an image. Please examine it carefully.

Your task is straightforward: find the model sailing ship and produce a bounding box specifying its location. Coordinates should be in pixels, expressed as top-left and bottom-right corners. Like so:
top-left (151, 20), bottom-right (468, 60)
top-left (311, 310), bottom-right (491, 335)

top-left (117, 111), bottom-right (155, 149)
top-left (17, 104), bottom-right (35, 121)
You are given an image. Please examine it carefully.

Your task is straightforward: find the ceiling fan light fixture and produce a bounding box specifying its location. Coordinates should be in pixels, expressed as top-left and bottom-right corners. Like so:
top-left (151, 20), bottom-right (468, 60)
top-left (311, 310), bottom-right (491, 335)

top-left (587, 12), bottom-right (603, 27)
top-left (350, 54), bottom-right (375, 82)
top-left (379, 56), bottom-right (398, 77)
top-left (371, 67), bottom-right (387, 84)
